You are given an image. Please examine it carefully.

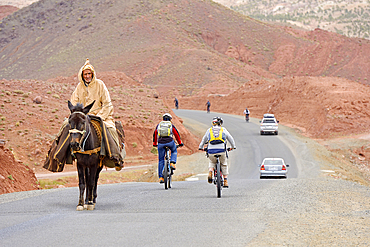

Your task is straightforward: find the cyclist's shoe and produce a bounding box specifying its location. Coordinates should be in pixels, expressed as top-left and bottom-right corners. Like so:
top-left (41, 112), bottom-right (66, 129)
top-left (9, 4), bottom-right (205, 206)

top-left (223, 180), bottom-right (229, 188)
top-left (159, 177), bottom-right (164, 183)
top-left (208, 171), bottom-right (213, 184)
top-left (170, 161), bottom-right (176, 170)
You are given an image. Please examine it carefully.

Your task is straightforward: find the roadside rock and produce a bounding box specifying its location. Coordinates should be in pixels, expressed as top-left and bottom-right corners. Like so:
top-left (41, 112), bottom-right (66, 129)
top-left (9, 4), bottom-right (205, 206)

top-left (32, 96), bottom-right (42, 104)
top-left (0, 146), bottom-right (39, 195)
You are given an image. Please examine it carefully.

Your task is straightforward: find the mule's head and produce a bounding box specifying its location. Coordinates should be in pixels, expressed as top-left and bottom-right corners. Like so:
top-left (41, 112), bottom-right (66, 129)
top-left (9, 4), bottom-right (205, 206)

top-left (68, 101), bottom-right (95, 151)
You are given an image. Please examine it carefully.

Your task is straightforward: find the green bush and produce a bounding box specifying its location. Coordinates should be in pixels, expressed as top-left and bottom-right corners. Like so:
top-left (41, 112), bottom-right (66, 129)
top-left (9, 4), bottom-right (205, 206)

top-left (151, 146), bottom-right (158, 155)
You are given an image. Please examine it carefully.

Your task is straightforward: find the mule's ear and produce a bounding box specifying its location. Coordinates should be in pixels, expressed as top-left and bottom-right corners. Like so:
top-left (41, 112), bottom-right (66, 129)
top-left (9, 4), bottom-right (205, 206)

top-left (68, 100), bottom-right (74, 113)
top-left (83, 100), bottom-right (95, 115)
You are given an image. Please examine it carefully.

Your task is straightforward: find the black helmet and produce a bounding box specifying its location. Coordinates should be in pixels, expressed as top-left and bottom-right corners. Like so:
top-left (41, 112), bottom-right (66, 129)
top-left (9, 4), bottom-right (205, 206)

top-left (212, 117), bottom-right (223, 126)
top-left (163, 113), bottom-right (172, 121)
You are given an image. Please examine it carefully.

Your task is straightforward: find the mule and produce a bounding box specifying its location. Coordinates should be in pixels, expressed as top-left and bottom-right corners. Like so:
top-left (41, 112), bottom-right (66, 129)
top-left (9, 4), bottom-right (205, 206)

top-left (68, 100), bottom-right (103, 211)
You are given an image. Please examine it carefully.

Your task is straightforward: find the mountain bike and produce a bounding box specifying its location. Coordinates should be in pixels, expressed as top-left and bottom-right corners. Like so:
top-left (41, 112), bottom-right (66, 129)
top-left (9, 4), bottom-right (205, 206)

top-left (163, 145), bottom-right (181, 190)
top-left (213, 153), bottom-right (223, 198)
top-left (163, 146), bottom-right (173, 190)
top-left (203, 147), bottom-right (232, 198)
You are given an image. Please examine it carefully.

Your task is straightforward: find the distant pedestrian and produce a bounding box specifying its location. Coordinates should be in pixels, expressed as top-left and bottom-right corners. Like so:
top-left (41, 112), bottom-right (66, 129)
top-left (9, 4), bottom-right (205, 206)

top-left (206, 100), bottom-right (211, 113)
top-left (243, 107), bottom-right (250, 122)
top-left (174, 97), bottom-right (179, 110)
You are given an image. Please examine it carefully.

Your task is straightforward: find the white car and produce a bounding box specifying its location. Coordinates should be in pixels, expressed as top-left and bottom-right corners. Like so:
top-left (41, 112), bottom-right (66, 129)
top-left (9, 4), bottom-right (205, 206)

top-left (260, 113), bottom-right (279, 135)
top-left (259, 158), bottom-right (289, 179)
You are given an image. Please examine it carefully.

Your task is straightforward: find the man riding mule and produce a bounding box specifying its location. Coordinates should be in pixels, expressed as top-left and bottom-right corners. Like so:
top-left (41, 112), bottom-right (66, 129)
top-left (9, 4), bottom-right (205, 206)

top-left (44, 59), bottom-right (125, 210)
top-left (44, 59), bottom-right (125, 173)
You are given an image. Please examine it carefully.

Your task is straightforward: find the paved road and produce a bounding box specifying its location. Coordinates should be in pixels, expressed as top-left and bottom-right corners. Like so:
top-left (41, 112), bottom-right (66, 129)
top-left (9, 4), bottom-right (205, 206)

top-left (2, 110), bottom-right (358, 246)
top-left (175, 109), bottom-right (299, 180)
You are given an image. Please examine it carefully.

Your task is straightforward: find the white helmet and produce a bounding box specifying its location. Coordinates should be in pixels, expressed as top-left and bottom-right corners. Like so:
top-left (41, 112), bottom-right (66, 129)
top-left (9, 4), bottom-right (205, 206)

top-left (163, 113), bottom-right (172, 121)
top-left (212, 117), bottom-right (223, 126)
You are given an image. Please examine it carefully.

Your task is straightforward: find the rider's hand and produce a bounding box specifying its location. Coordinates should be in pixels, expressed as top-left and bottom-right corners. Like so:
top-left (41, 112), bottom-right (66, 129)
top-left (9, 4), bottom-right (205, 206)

top-left (178, 143), bottom-right (184, 147)
top-left (153, 145), bottom-right (158, 147)
top-left (199, 148), bottom-right (203, 151)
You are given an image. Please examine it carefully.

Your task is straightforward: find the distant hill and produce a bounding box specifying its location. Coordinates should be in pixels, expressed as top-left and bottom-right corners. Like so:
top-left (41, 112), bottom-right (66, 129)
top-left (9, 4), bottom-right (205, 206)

top-left (1, 0), bottom-right (370, 96)
top-left (215, 0), bottom-right (370, 40)
top-left (0, 5), bottom-right (18, 20)
top-left (0, 0), bottom-right (37, 8)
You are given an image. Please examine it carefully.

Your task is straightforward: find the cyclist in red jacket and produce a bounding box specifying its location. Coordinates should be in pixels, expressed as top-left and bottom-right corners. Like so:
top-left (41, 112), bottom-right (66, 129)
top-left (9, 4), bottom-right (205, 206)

top-left (153, 113), bottom-right (184, 183)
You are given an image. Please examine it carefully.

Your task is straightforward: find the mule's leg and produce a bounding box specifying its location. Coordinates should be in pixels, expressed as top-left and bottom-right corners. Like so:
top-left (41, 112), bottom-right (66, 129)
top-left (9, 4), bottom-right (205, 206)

top-left (93, 165), bottom-right (103, 204)
top-left (84, 167), bottom-right (89, 206)
top-left (76, 165), bottom-right (85, 211)
top-left (86, 167), bottom-right (97, 210)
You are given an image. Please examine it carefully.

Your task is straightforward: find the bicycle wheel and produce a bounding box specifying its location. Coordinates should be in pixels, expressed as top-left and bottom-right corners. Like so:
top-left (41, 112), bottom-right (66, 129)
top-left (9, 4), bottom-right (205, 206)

top-left (168, 166), bottom-right (172, 189)
top-left (216, 159), bottom-right (222, 198)
top-left (164, 159), bottom-right (168, 190)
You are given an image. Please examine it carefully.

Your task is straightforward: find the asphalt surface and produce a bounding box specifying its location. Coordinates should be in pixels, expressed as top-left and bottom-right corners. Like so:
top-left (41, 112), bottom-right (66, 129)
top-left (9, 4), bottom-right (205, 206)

top-left (1, 110), bottom-right (369, 246)
top-left (176, 109), bottom-right (299, 180)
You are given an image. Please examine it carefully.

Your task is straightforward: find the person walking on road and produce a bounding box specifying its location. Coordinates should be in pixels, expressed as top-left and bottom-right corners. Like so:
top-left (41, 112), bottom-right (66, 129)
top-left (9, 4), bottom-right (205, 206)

top-left (243, 107), bottom-right (250, 122)
top-left (206, 100), bottom-right (211, 113)
top-left (174, 97), bottom-right (179, 110)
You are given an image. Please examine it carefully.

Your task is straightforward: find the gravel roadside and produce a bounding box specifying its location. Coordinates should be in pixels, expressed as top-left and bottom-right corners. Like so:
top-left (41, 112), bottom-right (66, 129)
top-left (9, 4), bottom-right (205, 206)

top-left (250, 124), bottom-right (370, 245)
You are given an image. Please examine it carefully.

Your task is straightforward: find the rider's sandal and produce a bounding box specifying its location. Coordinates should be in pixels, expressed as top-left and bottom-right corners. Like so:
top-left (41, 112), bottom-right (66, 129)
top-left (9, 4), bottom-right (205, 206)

top-left (170, 161), bottom-right (176, 170)
top-left (208, 171), bottom-right (213, 184)
top-left (223, 179), bottom-right (229, 188)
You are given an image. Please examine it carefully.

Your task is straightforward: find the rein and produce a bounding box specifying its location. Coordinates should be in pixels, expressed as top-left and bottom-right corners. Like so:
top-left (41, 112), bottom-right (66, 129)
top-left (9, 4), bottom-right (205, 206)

top-left (89, 101), bottom-right (112, 114)
top-left (73, 147), bottom-right (101, 155)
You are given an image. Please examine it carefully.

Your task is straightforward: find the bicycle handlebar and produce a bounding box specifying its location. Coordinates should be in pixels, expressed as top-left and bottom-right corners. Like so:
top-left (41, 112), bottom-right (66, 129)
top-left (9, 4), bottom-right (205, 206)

top-left (199, 147), bottom-right (235, 152)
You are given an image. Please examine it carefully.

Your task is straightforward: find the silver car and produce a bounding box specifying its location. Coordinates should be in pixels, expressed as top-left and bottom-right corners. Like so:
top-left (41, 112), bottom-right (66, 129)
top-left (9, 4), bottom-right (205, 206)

top-left (259, 158), bottom-right (289, 179)
top-left (260, 114), bottom-right (279, 135)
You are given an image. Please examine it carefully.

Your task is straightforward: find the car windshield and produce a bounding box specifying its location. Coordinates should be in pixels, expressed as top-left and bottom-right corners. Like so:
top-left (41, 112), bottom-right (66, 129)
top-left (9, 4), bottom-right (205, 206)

top-left (264, 159), bottom-right (283, 166)
top-left (263, 119), bottom-right (276, 123)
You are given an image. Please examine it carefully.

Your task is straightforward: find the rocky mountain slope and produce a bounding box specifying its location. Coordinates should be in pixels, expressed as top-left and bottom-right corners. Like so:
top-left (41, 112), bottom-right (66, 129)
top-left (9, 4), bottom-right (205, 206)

top-left (1, 0), bottom-right (370, 93)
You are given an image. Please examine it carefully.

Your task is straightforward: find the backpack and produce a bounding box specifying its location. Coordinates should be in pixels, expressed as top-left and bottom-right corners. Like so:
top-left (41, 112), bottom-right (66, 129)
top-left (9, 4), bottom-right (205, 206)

top-left (209, 127), bottom-right (225, 144)
top-left (158, 121), bottom-right (173, 137)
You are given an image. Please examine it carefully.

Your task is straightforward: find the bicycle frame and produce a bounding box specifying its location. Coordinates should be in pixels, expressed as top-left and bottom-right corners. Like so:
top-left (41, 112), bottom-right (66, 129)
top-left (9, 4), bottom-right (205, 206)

top-left (202, 146), bottom-right (233, 198)
top-left (204, 148), bottom-right (224, 198)
top-left (213, 154), bottom-right (223, 198)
